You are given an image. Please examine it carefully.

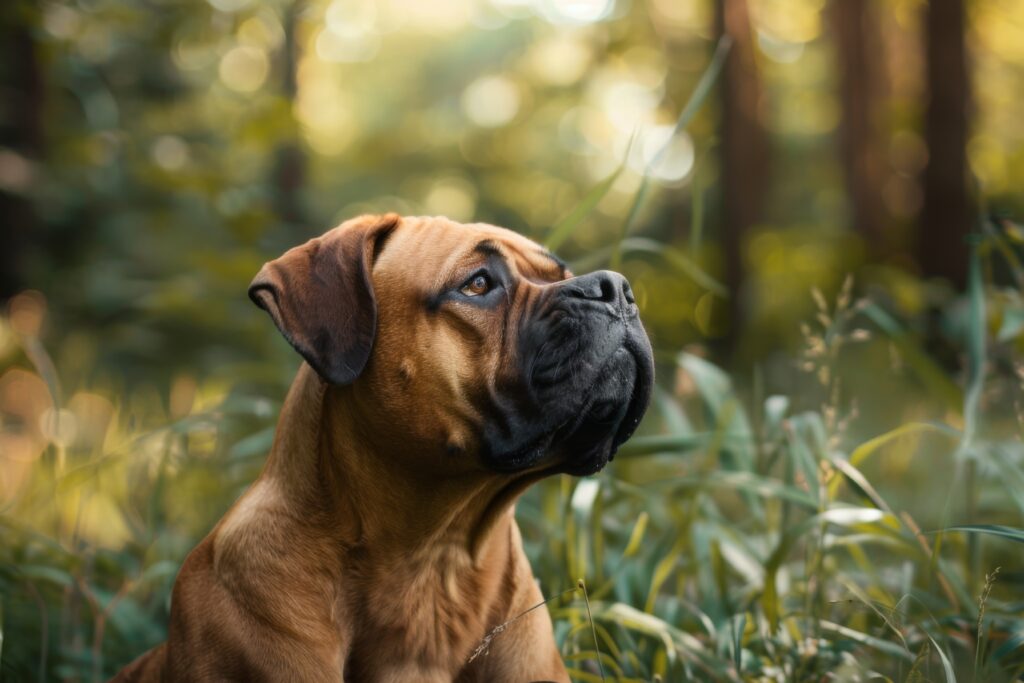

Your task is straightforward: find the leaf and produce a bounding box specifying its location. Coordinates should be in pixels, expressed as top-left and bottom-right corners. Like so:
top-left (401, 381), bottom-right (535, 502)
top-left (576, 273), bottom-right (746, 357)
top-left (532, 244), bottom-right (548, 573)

top-left (676, 353), bottom-right (751, 440)
top-left (570, 478), bottom-right (601, 583)
top-left (831, 422), bottom-right (958, 500)
top-left (622, 511), bottom-right (649, 559)
top-left (18, 564), bottom-right (74, 587)
top-left (785, 424), bottom-right (821, 506)
top-left (763, 395), bottom-right (790, 437)
top-left (652, 385), bottom-right (691, 435)
top-left (228, 426), bottom-right (275, 460)
top-left (991, 447), bottom-right (1024, 515)
top-left (644, 541), bottom-right (683, 614)
top-left (610, 36), bottom-right (732, 269)
top-left (545, 133), bottom-right (635, 252)
top-left (927, 634), bottom-right (958, 683)
top-left (960, 239), bottom-right (986, 454)
top-left (139, 560), bottom-right (179, 585)
top-left (997, 303), bottom-right (1024, 342)
top-left (619, 238), bottom-right (728, 297)
top-left (992, 630), bottom-right (1024, 662)
top-left (932, 524), bottom-right (1024, 544)
top-left (816, 620), bottom-right (916, 662)
top-left (829, 457), bottom-right (894, 514)
top-left (655, 471), bottom-right (817, 509)
top-left (818, 507), bottom-right (888, 526)
top-left (861, 303), bottom-right (962, 411)
top-left (615, 434), bottom-right (705, 458)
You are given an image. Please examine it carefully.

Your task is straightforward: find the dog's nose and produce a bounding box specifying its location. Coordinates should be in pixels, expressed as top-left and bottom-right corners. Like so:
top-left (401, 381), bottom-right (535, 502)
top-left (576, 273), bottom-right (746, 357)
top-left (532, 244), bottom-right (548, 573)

top-left (564, 270), bottom-right (637, 315)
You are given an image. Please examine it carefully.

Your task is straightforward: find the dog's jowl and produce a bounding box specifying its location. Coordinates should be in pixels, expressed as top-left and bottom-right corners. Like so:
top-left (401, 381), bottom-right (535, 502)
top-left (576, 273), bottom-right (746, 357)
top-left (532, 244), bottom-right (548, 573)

top-left (112, 214), bottom-right (653, 683)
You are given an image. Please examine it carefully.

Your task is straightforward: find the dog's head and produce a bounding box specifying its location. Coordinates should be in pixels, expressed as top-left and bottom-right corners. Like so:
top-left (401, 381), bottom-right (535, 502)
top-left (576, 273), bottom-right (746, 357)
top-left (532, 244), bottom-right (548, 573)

top-left (250, 214), bottom-right (653, 477)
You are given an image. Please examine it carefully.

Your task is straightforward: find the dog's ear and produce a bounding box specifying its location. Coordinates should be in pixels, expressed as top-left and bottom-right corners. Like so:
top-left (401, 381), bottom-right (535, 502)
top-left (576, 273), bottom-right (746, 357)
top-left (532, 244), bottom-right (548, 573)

top-left (248, 214), bottom-right (400, 385)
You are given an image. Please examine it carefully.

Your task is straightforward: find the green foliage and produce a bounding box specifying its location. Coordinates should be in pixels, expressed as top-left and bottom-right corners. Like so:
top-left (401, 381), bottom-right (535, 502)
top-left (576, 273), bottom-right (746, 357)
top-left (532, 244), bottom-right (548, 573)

top-left (515, 287), bottom-right (1024, 680)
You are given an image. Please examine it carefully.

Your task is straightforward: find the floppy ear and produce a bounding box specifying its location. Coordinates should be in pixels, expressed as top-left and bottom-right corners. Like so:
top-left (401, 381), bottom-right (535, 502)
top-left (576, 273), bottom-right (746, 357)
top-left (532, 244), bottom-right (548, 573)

top-left (248, 214), bottom-right (400, 385)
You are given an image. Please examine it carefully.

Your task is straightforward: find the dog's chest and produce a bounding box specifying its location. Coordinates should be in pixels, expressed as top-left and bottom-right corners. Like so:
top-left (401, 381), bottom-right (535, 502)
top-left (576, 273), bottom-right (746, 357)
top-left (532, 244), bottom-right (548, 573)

top-left (343, 545), bottom-right (507, 679)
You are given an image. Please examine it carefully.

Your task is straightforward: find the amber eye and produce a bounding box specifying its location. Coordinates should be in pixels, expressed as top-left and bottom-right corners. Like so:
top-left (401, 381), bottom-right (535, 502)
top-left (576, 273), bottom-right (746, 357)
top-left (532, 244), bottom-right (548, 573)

top-left (460, 272), bottom-right (492, 297)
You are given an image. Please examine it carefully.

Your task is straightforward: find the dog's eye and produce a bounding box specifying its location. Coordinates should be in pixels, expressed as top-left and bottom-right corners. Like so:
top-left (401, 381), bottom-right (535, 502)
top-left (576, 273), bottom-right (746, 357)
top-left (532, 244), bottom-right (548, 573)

top-left (460, 272), bottom-right (493, 297)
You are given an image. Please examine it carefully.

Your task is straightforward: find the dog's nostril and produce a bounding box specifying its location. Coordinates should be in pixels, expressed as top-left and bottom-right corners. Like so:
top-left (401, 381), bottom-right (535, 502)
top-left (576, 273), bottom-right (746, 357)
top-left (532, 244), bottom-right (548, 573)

top-left (598, 276), bottom-right (617, 303)
top-left (622, 281), bottom-right (635, 305)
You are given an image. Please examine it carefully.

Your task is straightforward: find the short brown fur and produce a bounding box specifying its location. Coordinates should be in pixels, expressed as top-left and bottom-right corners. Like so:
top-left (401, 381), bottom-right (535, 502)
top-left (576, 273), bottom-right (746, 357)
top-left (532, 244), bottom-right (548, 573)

top-left (113, 216), bottom-right (572, 682)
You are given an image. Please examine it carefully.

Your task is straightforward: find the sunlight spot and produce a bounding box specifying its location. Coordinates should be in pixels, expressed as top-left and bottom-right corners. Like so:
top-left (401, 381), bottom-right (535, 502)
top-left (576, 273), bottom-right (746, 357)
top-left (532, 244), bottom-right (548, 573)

top-left (315, 27), bottom-right (380, 63)
top-left (424, 177), bottom-right (478, 222)
top-left (600, 80), bottom-right (660, 133)
top-left (757, 31), bottom-right (805, 63)
top-left (462, 76), bottom-right (521, 128)
top-left (537, 0), bottom-right (615, 25)
top-left (527, 34), bottom-right (592, 86)
top-left (207, 0), bottom-right (251, 12)
top-left (40, 408), bottom-right (78, 448)
top-left (43, 4), bottom-right (80, 39)
top-left (325, 0), bottom-right (377, 38)
top-left (631, 125), bottom-right (695, 184)
top-left (151, 136), bottom-right (190, 171)
top-left (238, 14), bottom-right (285, 49)
top-left (0, 150), bottom-right (35, 193)
top-left (218, 46), bottom-right (268, 92)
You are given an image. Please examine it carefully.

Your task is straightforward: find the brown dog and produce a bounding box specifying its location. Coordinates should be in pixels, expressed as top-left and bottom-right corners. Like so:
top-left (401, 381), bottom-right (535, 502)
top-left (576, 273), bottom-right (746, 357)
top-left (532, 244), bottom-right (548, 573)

top-left (113, 214), bottom-right (653, 682)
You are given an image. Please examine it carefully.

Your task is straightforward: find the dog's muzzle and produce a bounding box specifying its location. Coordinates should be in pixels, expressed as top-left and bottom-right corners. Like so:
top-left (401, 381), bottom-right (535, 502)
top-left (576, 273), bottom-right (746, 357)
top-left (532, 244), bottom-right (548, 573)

top-left (482, 270), bottom-right (654, 475)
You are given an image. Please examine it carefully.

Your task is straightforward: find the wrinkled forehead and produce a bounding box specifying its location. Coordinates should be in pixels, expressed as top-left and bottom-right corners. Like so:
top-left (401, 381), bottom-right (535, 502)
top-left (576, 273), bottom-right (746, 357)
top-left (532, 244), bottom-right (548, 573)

top-left (377, 216), bottom-right (568, 288)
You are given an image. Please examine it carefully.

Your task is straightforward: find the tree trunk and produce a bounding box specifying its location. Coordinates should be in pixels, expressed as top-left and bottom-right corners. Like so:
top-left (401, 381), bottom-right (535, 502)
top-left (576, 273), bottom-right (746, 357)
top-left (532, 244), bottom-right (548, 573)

top-left (0, 15), bottom-right (44, 298)
top-left (919, 0), bottom-right (971, 288)
top-left (714, 0), bottom-right (770, 350)
top-left (831, 0), bottom-right (890, 254)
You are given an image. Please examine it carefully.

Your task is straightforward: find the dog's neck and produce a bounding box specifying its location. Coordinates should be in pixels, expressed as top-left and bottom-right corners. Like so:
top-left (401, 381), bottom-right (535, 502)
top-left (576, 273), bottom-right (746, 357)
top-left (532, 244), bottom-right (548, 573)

top-left (260, 363), bottom-right (539, 562)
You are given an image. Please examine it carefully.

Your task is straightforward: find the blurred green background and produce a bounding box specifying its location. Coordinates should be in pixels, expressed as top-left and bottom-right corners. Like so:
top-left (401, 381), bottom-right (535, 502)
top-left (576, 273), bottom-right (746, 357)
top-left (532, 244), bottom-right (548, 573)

top-left (2, 0), bottom-right (1024, 680)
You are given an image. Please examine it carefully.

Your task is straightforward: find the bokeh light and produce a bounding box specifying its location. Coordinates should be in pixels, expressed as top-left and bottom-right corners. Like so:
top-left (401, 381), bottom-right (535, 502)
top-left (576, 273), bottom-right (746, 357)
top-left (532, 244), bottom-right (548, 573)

top-left (462, 75), bottom-right (522, 128)
top-left (218, 45), bottom-right (269, 92)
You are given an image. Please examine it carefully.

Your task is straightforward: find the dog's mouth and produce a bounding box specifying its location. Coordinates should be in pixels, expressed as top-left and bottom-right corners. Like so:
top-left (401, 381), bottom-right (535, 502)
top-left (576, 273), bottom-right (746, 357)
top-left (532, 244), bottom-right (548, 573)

top-left (479, 272), bottom-right (654, 476)
top-left (552, 339), bottom-right (653, 476)
top-left (481, 336), bottom-right (653, 476)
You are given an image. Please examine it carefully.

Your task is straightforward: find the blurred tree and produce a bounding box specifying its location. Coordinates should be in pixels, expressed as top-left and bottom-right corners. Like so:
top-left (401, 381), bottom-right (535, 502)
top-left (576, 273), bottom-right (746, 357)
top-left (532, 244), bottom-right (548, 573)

top-left (0, 3), bottom-right (43, 298)
top-left (831, 0), bottom-right (890, 256)
top-left (919, 0), bottom-right (972, 288)
top-left (714, 0), bottom-right (770, 350)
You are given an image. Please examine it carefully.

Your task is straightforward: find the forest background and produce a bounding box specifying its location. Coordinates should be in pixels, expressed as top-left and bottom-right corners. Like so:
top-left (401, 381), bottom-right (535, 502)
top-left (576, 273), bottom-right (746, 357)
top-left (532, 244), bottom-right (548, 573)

top-left (2, 0), bottom-right (1024, 680)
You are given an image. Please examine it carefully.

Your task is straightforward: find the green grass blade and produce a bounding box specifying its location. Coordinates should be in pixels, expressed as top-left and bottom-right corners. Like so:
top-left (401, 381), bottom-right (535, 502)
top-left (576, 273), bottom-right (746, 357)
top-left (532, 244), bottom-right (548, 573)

top-left (615, 433), bottom-right (706, 458)
top-left (545, 133), bottom-right (636, 252)
top-left (992, 630), bottom-right (1024, 663)
top-left (656, 471), bottom-right (817, 509)
top-left (610, 36), bottom-right (732, 269)
top-left (689, 150), bottom-right (707, 252)
top-left (991, 447), bottom-right (1024, 514)
top-left (817, 619), bottom-right (916, 662)
top-left (861, 303), bottom-right (963, 411)
top-left (932, 524), bottom-right (1024, 544)
top-left (620, 237), bottom-right (728, 296)
top-left (961, 236), bottom-right (986, 454)
top-left (926, 634), bottom-right (958, 683)
top-left (849, 421), bottom-right (958, 468)
top-left (567, 236), bottom-right (729, 296)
